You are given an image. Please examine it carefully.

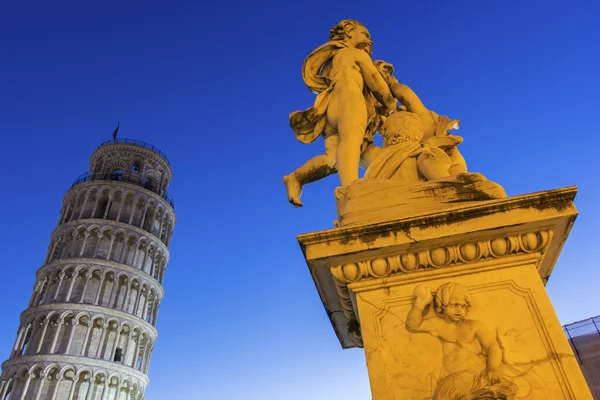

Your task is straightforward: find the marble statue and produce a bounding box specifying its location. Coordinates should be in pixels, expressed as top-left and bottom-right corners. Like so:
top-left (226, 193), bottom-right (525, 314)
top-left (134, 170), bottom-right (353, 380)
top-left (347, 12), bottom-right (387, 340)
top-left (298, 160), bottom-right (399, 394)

top-left (290, 23), bottom-right (594, 399)
top-left (284, 20), bottom-right (506, 227)
top-left (364, 60), bottom-right (467, 181)
top-left (283, 19), bottom-right (397, 207)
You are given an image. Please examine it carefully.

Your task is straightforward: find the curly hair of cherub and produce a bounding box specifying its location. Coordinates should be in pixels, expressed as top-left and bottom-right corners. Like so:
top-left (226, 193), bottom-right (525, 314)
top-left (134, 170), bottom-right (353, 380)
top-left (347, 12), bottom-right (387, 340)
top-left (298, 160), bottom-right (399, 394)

top-left (434, 282), bottom-right (472, 315)
top-left (329, 19), bottom-right (365, 41)
top-left (381, 111), bottom-right (424, 146)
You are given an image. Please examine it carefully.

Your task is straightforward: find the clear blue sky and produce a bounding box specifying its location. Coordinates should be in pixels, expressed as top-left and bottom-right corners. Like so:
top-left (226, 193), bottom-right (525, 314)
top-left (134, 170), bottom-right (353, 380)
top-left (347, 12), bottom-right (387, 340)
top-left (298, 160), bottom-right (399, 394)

top-left (1, 1), bottom-right (599, 399)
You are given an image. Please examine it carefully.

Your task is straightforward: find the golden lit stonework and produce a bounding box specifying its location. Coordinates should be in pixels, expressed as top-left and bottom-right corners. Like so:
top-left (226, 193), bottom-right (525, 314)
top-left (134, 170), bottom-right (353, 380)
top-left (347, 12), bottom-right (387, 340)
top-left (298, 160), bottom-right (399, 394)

top-left (289, 19), bottom-right (594, 400)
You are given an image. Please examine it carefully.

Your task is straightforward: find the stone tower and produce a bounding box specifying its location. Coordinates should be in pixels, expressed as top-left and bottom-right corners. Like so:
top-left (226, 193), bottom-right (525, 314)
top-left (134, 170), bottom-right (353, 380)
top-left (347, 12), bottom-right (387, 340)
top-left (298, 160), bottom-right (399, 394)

top-left (0, 139), bottom-right (175, 399)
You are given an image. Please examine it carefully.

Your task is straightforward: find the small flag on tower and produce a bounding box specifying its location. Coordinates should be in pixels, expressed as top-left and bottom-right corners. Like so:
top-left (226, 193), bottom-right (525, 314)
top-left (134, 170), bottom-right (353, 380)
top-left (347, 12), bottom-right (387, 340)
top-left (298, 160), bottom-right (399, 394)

top-left (112, 122), bottom-right (120, 141)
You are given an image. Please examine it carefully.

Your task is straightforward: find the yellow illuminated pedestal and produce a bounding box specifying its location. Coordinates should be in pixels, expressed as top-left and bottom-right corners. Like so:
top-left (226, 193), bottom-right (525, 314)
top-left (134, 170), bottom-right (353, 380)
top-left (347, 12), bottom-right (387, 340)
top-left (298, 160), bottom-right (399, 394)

top-left (298, 187), bottom-right (593, 400)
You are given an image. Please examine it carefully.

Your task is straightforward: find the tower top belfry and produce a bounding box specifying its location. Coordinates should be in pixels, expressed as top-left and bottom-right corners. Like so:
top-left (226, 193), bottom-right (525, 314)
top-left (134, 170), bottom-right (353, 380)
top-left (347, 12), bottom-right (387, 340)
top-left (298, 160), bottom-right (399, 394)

top-left (88, 138), bottom-right (173, 198)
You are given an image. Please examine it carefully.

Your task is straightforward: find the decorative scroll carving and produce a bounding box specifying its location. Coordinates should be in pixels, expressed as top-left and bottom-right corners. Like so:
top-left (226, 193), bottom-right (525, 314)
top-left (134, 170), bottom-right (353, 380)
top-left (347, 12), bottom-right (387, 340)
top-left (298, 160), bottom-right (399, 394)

top-left (332, 277), bottom-right (363, 347)
top-left (331, 230), bottom-right (552, 284)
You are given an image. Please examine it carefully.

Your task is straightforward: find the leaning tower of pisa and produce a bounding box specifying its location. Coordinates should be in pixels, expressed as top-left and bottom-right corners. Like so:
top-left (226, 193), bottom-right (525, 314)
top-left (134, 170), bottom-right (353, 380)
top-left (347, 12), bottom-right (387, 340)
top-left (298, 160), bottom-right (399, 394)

top-left (0, 139), bottom-right (176, 399)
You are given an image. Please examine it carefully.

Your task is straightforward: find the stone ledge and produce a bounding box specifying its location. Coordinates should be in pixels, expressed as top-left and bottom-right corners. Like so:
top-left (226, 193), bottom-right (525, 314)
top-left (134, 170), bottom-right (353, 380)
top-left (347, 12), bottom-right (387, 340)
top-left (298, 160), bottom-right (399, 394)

top-left (20, 303), bottom-right (158, 339)
top-left (297, 187), bottom-right (578, 349)
top-left (50, 219), bottom-right (171, 260)
top-left (36, 258), bottom-right (165, 298)
top-left (1, 355), bottom-right (149, 384)
top-left (65, 179), bottom-right (176, 217)
top-left (299, 186), bottom-right (575, 249)
top-left (331, 229), bottom-right (553, 284)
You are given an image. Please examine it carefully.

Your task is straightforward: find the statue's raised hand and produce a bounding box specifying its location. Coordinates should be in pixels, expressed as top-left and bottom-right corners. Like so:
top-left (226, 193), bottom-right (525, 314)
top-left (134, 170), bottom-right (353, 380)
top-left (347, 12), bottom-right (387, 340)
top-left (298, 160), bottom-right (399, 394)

top-left (374, 60), bottom-right (399, 85)
top-left (413, 284), bottom-right (433, 309)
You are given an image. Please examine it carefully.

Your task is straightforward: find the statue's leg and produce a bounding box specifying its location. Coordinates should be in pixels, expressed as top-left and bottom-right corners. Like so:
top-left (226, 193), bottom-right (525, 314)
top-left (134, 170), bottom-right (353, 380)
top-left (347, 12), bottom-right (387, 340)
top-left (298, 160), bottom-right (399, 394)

top-left (332, 98), bottom-right (368, 186)
top-left (283, 135), bottom-right (339, 207)
top-left (359, 145), bottom-right (382, 170)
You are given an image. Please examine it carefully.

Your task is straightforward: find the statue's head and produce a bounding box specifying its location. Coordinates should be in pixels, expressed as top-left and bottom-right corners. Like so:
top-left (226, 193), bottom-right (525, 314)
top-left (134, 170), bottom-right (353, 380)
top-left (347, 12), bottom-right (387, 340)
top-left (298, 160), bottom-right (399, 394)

top-left (381, 111), bottom-right (424, 146)
top-left (329, 20), bottom-right (372, 55)
top-left (434, 282), bottom-right (472, 323)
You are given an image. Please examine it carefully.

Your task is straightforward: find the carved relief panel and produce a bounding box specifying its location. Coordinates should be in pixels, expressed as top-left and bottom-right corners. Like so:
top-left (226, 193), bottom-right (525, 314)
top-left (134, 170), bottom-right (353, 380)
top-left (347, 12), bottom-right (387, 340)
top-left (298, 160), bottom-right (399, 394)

top-left (354, 264), bottom-right (587, 400)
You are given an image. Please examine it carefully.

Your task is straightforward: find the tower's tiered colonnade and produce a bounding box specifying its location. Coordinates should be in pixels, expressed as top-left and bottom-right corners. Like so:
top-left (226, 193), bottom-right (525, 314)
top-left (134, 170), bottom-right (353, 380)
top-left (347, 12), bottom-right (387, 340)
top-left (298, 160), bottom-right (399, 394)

top-left (0, 139), bottom-right (176, 400)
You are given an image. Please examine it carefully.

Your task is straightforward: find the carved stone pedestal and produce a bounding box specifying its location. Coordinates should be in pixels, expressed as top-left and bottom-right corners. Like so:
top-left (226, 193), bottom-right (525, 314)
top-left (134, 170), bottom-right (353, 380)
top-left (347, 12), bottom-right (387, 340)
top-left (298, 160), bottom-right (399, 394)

top-left (298, 186), bottom-right (593, 400)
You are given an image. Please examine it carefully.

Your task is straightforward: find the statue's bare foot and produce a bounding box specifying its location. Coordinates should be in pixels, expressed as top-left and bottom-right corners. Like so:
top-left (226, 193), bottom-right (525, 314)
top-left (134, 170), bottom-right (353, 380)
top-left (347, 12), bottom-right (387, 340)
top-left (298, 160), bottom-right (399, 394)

top-left (283, 174), bottom-right (303, 207)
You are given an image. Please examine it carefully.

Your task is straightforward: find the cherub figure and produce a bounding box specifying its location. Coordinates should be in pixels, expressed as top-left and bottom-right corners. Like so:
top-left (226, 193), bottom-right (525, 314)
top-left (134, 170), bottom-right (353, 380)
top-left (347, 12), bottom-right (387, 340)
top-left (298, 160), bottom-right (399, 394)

top-left (283, 20), bottom-right (397, 207)
top-left (363, 109), bottom-right (455, 182)
top-left (374, 61), bottom-right (468, 176)
top-left (407, 282), bottom-right (517, 399)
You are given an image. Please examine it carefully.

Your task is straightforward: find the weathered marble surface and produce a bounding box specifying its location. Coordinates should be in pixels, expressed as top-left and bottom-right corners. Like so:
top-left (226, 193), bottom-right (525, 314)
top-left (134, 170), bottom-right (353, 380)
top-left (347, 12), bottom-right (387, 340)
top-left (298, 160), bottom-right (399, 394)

top-left (289, 19), bottom-right (592, 400)
top-left (298, 187), bottom-right (593, 399)
top-left (356, 267), bottom-right (589, 399)
top-left (335, 173), bottom-right (506, 227)
top-left (283, 20), bottom-right (496, 212)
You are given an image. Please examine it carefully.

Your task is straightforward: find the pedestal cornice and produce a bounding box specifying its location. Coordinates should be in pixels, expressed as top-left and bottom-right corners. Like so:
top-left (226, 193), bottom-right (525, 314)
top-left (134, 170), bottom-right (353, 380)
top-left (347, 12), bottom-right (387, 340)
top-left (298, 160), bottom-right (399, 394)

top-left (297, 187), bottom-right (578, 349)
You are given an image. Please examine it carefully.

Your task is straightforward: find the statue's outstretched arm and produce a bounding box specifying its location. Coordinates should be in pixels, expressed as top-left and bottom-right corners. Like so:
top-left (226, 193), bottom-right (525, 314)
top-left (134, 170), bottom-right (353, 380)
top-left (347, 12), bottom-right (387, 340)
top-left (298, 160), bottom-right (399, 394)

top-left (354, 50), bottom-right (397, 113)
top-left (386, 79), bottom-right (438, 136)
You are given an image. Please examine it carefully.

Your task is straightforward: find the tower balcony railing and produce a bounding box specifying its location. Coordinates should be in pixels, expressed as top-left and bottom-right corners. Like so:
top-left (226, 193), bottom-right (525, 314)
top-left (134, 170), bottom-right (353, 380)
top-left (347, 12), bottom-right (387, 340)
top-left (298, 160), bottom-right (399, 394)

top-left (97, 138), bottom-right (171, 166)
top-left (71, 172), bottom-right (175, 209)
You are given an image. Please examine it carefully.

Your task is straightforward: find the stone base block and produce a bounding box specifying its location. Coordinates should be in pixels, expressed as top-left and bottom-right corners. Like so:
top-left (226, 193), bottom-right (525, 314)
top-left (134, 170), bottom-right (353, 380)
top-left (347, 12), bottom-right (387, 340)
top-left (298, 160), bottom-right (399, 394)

top-left (298, 186), bottom-right (593, 399)
top-left (335, 173), bottom-right (506, 228)
top-left (353, 258), bottom-right (591, 400)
